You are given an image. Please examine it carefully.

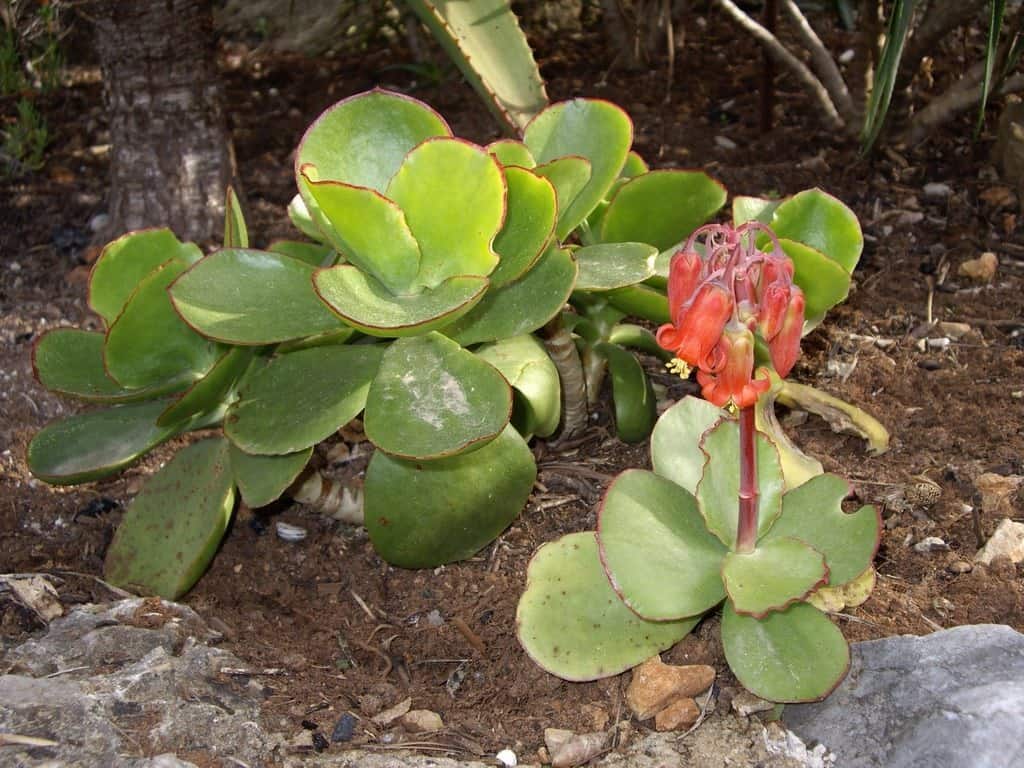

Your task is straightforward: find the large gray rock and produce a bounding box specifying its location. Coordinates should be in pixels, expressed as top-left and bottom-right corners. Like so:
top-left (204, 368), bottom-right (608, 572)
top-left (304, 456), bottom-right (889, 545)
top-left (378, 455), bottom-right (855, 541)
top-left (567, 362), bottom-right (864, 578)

top-left (784, 624), bottom-right (1024, 768)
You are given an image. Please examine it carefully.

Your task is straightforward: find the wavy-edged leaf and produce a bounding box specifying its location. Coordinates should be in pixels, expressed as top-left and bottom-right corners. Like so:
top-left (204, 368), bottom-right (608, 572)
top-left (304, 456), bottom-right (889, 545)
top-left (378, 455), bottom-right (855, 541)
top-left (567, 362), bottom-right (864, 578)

top-left (574, 242), bottom-right (658, 291)
top-left (532, 156), bottom-right (592, 240)
top-left (364, 332), bottom-right (511, 459)
top-left (314, 265), bottom-right (488, 337)
top-left (475, 334), bottom-right (561, 439)
top-left (696, 417), bottom-right (785, 549)
top-left (598, 470), bottom-right (727, 620)
top-left (491, 166), bottom-right (556, 287)
top-left (89, 228), bottom-right (202, 327)
top-left (444, 245), bottom-right (576, 346)
top-left (225, 345), bottom-right (383, 455)
top-left (387, 138), bottom-right (505, 288)
top-left (601, 170), bottom-right (726, 251)
top-left (762, 473), bottom-right (880, 587)
top-left (230, 444), bottom-right (312, 508)
top-left (722, 538), bottom-right (828, 618)
top-left (33, 329), bottom-right (189, 403)
top-left (769, 189), bottom-right (863, 274)
top-left (594, 342), bottom-right (656, 443)
top-left (170, 249), bottom-right (346, 345)
top-left (517, 532), bottom-right (698, 682)
top-left (105, 259), bottom-right (222, 389)
top-left (651, 396), bottom-right (724, 495)
top-left (104, 437), bottom-right (234, 600)
top-left (27, 400), bottom-right (179, 485)
top-left (721, 601), bottom-right (849, 702)
top-left (365, 424), bottom-right (535, 568)
top-left (525, 99), bottom-right (633, 237)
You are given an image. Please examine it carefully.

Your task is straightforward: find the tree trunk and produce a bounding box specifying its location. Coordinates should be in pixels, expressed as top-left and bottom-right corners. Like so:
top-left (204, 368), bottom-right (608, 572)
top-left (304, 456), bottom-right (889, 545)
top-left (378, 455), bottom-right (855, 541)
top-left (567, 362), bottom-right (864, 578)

top-left (94, 0), bottom-right (235, 244)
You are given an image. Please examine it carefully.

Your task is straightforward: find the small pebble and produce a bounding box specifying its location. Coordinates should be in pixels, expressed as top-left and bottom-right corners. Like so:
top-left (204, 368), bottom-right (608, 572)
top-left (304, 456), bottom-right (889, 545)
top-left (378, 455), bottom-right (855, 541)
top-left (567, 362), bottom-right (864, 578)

top-left (312, 731), bottom-right (329, 752)
top-left (496, 748), bottom-right (517, 767)
top-left (923, 182), bottom-right (952, 199)
top-left (426, 609), bottom-right (445, 627)
top-left (948, 560), bottom-right (973, 574)
top-left (276, 521), bottom-right (308, 542)
top-left (331, 712), bottom-right (357, 742)
top-left (714, 135), bottom-right (737, 150)
top-left (913, 536), bottom-right (949, 553)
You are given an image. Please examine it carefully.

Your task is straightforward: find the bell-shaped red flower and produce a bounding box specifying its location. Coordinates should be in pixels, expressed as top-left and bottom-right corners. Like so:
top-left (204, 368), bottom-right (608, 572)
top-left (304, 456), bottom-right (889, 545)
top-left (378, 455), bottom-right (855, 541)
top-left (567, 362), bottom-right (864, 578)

top-left (667, 250), bottom-right (703, 325)
top-left (696, 324), bottom-right (770, 409)
top-left (657, 281), bottom-right (733, 367)
top-left (758, 282), bottom-right (791, 341)
top-left (767, 287), bottom-right (805, 377)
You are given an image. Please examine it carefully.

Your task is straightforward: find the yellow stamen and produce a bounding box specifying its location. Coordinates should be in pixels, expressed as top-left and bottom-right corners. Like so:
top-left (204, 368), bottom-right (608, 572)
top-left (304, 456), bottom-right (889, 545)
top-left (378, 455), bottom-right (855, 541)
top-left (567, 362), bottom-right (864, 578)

top-left (666, 357), bottom-right (692, 379)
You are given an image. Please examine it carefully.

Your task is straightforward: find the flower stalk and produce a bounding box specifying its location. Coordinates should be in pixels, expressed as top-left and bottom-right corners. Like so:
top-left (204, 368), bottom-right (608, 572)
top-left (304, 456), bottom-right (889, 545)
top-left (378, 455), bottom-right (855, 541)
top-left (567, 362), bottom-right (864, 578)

top-left (736, 404), bottom-right (759, 553)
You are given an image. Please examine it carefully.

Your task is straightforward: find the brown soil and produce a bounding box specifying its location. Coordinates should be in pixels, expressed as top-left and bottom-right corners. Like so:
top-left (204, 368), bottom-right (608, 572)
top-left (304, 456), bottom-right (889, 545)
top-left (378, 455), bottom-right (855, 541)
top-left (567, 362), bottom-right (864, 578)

top-left (3, 11), bottom-right (1024, 765)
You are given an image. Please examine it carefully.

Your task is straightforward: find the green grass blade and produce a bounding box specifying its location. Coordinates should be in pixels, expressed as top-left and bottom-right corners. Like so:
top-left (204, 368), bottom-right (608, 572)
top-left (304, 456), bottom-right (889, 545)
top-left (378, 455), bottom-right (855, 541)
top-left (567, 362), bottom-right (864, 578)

top-left (860, 0), bottom-right (917, 154)
top-left (977, 0), bottom-right (1007, 136)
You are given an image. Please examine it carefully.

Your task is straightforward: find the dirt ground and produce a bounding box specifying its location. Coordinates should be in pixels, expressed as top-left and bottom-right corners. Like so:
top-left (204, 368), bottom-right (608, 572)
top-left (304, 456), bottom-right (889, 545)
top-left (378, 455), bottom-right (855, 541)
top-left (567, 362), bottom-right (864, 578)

top-left (2, 9), bottom-right (1024, 764)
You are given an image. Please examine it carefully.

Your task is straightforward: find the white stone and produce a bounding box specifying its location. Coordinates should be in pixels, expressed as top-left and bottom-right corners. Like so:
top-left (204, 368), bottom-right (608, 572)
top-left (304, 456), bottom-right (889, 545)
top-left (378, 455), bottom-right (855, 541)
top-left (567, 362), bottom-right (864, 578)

top-left (496, 747), bottom-right (518, 766)
top-left (974, 518), bottom-right (1024, 565)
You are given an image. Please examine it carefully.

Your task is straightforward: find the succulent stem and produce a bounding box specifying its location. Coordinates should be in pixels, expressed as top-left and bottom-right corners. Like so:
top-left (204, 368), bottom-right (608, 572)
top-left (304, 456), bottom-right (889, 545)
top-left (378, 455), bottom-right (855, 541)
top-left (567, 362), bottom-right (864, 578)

top-left (736, 405), bottom-right (759, 553)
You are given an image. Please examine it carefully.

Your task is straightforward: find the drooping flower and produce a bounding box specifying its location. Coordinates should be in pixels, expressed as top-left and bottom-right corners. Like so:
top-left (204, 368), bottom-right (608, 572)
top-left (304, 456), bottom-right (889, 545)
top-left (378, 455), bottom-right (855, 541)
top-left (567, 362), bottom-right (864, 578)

top-left (696, 323), bottom-right (771, 409)
top-left (767, 287), bottom-right (805, 377)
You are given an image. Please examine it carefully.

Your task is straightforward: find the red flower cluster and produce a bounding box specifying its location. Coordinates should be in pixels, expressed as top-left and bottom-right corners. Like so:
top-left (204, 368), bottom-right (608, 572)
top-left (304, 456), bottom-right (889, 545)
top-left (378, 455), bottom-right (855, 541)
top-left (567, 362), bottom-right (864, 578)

top-left (656, 223), bottom-right (805, 409)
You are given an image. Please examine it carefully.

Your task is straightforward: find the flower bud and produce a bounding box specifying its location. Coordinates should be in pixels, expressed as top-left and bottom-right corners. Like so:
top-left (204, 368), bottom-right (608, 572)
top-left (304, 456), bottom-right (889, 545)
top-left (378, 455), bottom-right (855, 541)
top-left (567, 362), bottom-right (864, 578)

top-left (758, 282), bottom-right (791, 341)
top-left (667, 250), bottom-right (704, 325)
top-left (767, 287), bottom-right (805, 377)
top-left (695, 324), bottom-right (770, 409)
top-left (667, 281), bottom-right (733, 367)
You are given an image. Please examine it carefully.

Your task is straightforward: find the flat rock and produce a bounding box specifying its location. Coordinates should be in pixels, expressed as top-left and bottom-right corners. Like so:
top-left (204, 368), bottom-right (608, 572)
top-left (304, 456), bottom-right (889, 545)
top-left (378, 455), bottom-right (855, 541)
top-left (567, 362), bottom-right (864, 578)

top-left (975, 518), bottom-right (1024, 565)
top-left (975, 473), bottom-right (1023, 518)
top-left (784, 624), bottom-right (1024, 768)
top-left (626, 656), bottom-right (715, 720)
top-left (654, 697), bottom-right (699, 731)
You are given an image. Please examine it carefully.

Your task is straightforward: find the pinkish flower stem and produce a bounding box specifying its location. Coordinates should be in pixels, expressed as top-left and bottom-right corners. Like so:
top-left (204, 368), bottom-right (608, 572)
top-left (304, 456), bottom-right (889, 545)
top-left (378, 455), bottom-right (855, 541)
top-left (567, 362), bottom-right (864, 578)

top-left (735, 404), bottom-right (759, 554)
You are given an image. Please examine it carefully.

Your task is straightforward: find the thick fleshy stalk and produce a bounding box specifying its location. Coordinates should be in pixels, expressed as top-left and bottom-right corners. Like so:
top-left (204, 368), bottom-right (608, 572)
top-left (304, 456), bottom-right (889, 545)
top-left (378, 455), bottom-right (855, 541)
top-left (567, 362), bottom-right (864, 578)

top-left (735, 405), bottom-right (759, 554)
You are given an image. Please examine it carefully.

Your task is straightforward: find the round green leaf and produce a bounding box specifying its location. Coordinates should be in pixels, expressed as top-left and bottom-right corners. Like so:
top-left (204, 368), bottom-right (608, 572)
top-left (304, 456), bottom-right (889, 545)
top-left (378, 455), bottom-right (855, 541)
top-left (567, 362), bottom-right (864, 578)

top-left (314, 265), bottom-right (488, 337)
top-left (89, 228), bottom-right (202, 327)
top-left (27, 400), bottom-right (179, 485)
top-left (696, 418), bottom-right (785, 549)
top-left (601, 171), bottom-right (726, 251)
top-left (295, 89), bottom-right (450, 194)
top-left (230, 444), bottom-right (312, 508)
top-left (475, 335), bottom-right (561, 439)
top-left (444, 245), bottom-right (576, 346)
top-left (517, 532), bottom-right (698, 682)
top-left (104, 437), bottom-right (235, 600)
top-left (607, 323), bottom-right (674, 362)
top-left (574, 242), bottom-right (658, 291)
top-left (621, 150), bottom-right (648, 179)
top-left (604, 284), bottom-right (670, 324)
top-left (157, 346), bottom-right (255, 428)
top-left (769, 189), bottom-right (863, 274)
top-left (762, 474), bottom-right (881, 587)
top-left (767, 238), bottom-right (851, 329)
top-left (487, 139), bottom-right (535, 168)
top-left (732, 196), bottom-right (780, 227)
top-left (224, 345), bottom-right (383, 455)
top-left (651, 397), bottom-right (724, 494)
top-left (490, 166), bottom-right (556, 287)
top-left (524, 99), bottom-right (633, 238)
top-left (598, 470), bottom-right (727, 620)
top-left (594, 342), bottom-right (656, 443)
top-left (170, 249), bottom-right (346, 345)
top-left (267, 239), bottom-right (334, 268)
top-left (105, 260), bottom-right (222, 389)
top-left (365, 425), bottom-right (535, 568)
top-left (531, 156), bottom-right (592, 240)
top-left (364, 332), bottom-right (512, 459)
top-left (33, 329), bottom-right (190, 403)
top-left (287, 194), bottom-right (325, 242)
top-left (722, 537), bottom-right (828, 618)
top-left (386, 137), bottom-right (504, 288)
top-left (721, 601), bottom-right (850, 702)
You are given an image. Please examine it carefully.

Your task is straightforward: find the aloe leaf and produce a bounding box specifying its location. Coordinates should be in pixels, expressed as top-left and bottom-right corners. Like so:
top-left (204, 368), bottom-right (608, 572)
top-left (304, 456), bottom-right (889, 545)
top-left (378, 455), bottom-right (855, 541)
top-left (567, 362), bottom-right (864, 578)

top-left (229, 444), bottom-right (312, 508)
top-left (445, 246), bottom-right (576, 346)
top-left (977, 0), bottom-right (1006, 135)
top-left (365, 424), bottom-right (535, 568)
top-left (225, 345), bottom-right (383, 455)
top-left (403, 0), bottom-right (547, 131)
top-left (386, 138), bottom-right (504, 287)
top-left (364, 332), bottom-right (511, 459)
top-left (604, 283), bottom-right (670, 324)
top-left (89, 228), bottom-right (202, 327)
top-left (860, 0), bottom-right (916, 154)
top-left (517, 532), bottom-right (698, 682)
top-left (601, 171), bottom-right (727, 251)
top-left (721, 601), bottom-right (849, 702)
top-left (105, 259), bottom-right (222, 389)
top-left (762, 473), bottom-right (881, 587)
top-left (574, 242), bottom-right (658, 291)
top-left (768, 238), bottom-right (851, 329)
top-left (104, 437), bottom-right (235, 600)
top-left (697, 417), bottom-right (785, 549)
top-left (768, 189), bottom-right (863, 274)
top-left (487, 139), bottom-right (535, 168)
top-left (598, 470), bottom-right (727, 620)
top-left (27, 400), bottom-right (179, 485)
top-left (722, 538), bottom-right (828, 618)
top-left (224, 187), bottom-right (248, 248)
top-left (170, 249), bottom-right (346, 345)
top-left (298, 171), bottom-right (422, 293)
top-left (157, 346), bottom-right (255, 428)
top-left (593, 342), bottom-right (656, 443)
top-left (531, 156), bottom-right (592, 239)
top-left (267, 239), bottom-right (335, 268)
top-left (475, 335), bottom-right (561, 439)
top-left (525, 99), bottom-right (633, 238)
top-left (732, 196), bottom-right (780, 227)
top-left (491, 166), bottom-right (556, 287)
top-left (33, 329), bottom-right (190, 403)
top-left (314, 266), bottom-right (488, 337)
top-left (776, 379), bottom-right (890, 455)
top-left (295, 89), bottom-right (450, 194)
top-left (651, 396), bottom-right (724, 495)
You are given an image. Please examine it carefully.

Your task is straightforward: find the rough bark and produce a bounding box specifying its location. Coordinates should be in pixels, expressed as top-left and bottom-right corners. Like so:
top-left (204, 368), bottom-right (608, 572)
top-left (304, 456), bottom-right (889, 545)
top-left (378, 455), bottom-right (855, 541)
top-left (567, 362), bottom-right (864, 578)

top-left (94, 0), bottom-right (235, 244)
